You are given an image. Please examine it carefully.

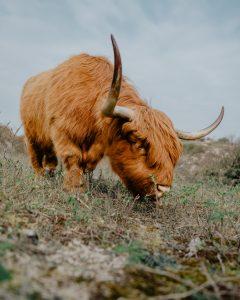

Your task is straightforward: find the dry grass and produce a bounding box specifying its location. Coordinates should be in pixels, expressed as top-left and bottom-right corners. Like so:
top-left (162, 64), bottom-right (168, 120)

top-left (1, 125), bottom-right (240, 299)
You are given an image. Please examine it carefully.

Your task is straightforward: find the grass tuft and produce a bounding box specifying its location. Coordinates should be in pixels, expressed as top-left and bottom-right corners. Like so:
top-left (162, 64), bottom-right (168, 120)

top-left (1, 125), bottom-right (240, 298)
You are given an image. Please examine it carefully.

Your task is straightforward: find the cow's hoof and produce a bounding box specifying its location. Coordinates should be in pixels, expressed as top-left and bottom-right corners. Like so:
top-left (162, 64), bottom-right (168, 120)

top-left (45, 168), bottom-right (55, 177)
top-left (63, 181), bottom-right (86, 194)
top-left (63, 186), bottom-right (86, 194)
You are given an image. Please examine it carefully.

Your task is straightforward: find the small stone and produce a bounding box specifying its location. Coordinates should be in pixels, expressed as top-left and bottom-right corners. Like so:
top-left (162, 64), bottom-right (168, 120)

top-left (186, 237), bottom-right (204, 258)
top-left (22, 229), bottom-right (39, 245)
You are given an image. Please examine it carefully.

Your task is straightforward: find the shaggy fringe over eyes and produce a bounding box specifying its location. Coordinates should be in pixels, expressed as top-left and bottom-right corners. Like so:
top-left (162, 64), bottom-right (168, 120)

top-left (122, 107), bottom-right (183, 169)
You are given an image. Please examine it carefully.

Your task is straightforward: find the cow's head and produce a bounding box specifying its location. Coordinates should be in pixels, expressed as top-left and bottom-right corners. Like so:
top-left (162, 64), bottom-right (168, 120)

top-left (102, 35), bottom-right (224, 200)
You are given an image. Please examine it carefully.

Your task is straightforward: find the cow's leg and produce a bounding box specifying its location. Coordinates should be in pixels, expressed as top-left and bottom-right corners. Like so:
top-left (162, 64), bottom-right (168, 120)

top-left (62, 153), bottom-right (86, 192)
top-left (83, 141), bottom-right (105, 171)
top-left (43, 147), bottom-right (58, 176)
top-left (52, 131), bottom-right (85, 192)
top-left (25, 139), bottom-right (45, 176)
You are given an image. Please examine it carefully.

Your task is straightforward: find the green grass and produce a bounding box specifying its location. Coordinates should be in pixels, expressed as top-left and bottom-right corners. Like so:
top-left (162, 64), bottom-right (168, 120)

top-left (1, 133), bottom-right (240, 299)
top-left (0, 264), bottom-right (12, 282)
top-left (183, 142), bottom-right (205, 155)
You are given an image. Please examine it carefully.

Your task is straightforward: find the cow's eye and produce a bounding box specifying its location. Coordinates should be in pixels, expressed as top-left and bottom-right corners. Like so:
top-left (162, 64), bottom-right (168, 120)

top-left (139, 147), bottom-right (146, 155)
top-left (134, 142), bottom-right (146, 154)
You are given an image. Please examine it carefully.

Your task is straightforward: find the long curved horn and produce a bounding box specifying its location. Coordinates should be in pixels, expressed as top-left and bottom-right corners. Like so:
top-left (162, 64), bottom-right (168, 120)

top-left (176, 106), bottom-right (224, 140)
top-left (101, 35), bottom-right (134, 120)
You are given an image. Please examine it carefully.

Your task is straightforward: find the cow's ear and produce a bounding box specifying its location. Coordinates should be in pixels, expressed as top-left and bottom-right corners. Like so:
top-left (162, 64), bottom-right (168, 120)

top-left (126, 132), bottom-right (149, 155)
top-left (126, 132), bottom-right (139, 144)
top-left (120, 120), bottom-right (150, 152)
top-left (121, 121), bottom-right (143, 141)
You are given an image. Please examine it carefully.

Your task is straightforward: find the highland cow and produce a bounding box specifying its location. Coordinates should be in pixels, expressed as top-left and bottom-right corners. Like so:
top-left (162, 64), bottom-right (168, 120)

top-left (20, 35), bottom-right (224, 199)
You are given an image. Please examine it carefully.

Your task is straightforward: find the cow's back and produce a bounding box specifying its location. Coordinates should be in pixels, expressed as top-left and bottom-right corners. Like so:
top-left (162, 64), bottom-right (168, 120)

top-left (45, 54), bottom-right (114, 143)
top-left (20, 53), bottom-right (142, 147)
top-left (20, 70), bottom-right (52, 145)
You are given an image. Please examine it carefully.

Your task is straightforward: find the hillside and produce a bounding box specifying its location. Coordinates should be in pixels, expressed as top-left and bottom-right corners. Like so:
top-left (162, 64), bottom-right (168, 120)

top-left (0, 124), bottom-right (240, 299)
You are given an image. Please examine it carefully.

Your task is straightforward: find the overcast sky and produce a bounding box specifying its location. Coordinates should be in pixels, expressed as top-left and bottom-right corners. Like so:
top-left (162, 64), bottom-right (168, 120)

top-left (0, 0), bottom-right (239, 138)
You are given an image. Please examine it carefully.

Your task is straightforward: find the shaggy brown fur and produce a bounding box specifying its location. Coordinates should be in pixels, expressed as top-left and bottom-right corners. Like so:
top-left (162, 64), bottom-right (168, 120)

top-left (20, 53), bottom-right (182, 196)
